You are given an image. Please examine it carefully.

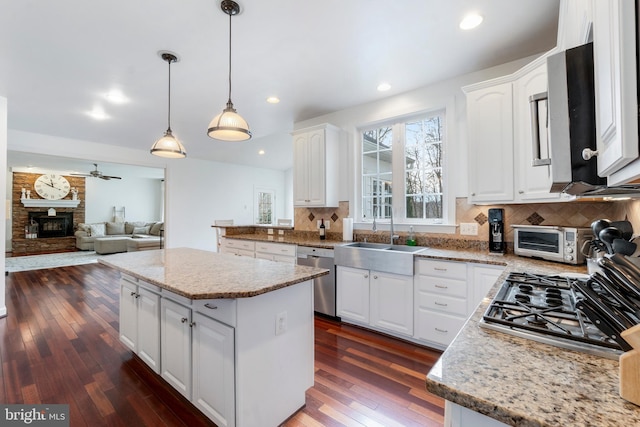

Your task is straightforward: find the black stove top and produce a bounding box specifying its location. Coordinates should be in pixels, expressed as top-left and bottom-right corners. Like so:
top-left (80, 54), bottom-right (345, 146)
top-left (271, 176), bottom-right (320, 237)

top-left (480, 272), bottom-right (623, 359)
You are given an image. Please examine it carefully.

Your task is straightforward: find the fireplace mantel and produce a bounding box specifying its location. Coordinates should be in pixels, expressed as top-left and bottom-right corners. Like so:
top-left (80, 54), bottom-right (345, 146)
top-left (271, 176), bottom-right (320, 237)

top-left (21, 198), bottom-right (81, 208)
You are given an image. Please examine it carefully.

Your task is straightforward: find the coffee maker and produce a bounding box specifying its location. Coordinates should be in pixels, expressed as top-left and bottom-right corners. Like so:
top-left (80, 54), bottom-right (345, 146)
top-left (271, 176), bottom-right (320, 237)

top-left (489, 208), bottom-right (505, 254)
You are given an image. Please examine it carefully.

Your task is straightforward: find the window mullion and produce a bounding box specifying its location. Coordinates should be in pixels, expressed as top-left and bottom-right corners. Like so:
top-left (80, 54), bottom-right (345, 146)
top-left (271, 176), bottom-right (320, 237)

top-left (392, 123), bottom-right (405, 221)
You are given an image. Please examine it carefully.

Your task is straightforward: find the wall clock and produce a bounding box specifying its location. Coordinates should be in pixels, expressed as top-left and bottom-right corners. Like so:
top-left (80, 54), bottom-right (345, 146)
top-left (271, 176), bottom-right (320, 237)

top-left (34, 174), bottom-right (71, 200)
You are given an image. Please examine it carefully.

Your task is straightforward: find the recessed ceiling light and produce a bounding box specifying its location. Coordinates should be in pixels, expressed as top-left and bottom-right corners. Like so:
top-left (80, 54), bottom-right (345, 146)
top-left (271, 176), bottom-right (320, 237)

top-left (377, 82), bottom-right (391, 92)
top-left (87, 106), bottom-right (109, 120)
top-left (105, 89), bottom-right (129, 104)
top-left (460, 13), bottom-right (483, 30)
top-left (266, 96), bottom-right (280, 104)
top-left (258, 149), bottom-right (265, 155)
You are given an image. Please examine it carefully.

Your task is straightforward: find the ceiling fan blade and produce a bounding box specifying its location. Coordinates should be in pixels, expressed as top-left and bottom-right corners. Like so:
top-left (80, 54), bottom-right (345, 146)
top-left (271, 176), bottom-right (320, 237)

top-left (70, 173), bottom-right (92, 177)
top-left (103, 175), bottom-right (122, 180)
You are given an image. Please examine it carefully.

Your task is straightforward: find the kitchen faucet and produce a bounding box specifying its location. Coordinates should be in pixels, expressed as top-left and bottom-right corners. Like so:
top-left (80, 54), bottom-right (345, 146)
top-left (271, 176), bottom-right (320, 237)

top-left (374, 204), bottom-right (398, 244)
top-left (372, 206), bottom-right (377, 232)
top-left (389, 207), bottom-right (398, 245)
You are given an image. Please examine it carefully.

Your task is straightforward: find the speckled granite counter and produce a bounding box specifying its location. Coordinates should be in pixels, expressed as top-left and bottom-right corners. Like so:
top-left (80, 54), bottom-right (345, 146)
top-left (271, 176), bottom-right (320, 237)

top-left (98, 247), bottom-right (328, 299)
top-left (220, 233), bottom-right (344, 249)
top-left (422, 250), bottom-right (640, 426)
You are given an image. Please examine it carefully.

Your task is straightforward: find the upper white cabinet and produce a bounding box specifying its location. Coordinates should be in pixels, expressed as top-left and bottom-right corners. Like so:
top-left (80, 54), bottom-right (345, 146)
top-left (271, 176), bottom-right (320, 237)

top-left (592, 0), bottom-right (639, 178)
top-left (292, 124), bottom-right (342, 207)
top-left (466, 81), bottom-right (514, 203)
top-left (557, 0), bottom-right (593, 50)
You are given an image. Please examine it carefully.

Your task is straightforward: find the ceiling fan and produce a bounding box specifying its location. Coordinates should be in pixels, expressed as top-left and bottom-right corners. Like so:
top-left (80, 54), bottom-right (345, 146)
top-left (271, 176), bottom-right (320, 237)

top-left (71, 163), bottom-right (122, 180)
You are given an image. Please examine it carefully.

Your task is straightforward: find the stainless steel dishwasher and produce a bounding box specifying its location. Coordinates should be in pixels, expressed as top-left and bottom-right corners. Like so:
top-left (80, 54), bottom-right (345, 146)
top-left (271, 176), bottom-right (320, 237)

top-left (297, 246), bottom-right (336, 317)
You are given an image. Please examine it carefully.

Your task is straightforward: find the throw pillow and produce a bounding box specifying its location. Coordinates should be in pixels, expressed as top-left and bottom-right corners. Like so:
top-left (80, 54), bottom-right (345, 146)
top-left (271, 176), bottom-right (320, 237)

top-left (125, 221), bottom-right (147, 234)
top-left (106, 221), bottom-right (125, 235)
top-left (89, 223), bottom-right (106, 237)
top-left (77, 223), bottom-right (91, 233)
top-left (132, 226), bottom-right (150, 235)
top-left (149, 222), bottom-right (163, 236)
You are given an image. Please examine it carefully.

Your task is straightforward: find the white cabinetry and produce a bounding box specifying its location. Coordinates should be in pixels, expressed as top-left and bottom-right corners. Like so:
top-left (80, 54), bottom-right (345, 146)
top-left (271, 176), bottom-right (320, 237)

top-left (337, 266), bottom-right (413, 337)
top-left (255, 241), bottom-right (296, 264)
top-left (220, 239), bottom-right (255, 257)
top-left (119, 274), bottom-right (161, 373)
top-left (160, 297), bottom-right (192, 399)
top-left (292, 123), bottom-right (341, 207)
top-left (592, 0), bottom-right (638, 179)
top-left (557, 0), bottom-right (593, 50)
top-left (466, 82), bottom-right (514, 203)
top-left (415, 260), bottom-right (504, 348)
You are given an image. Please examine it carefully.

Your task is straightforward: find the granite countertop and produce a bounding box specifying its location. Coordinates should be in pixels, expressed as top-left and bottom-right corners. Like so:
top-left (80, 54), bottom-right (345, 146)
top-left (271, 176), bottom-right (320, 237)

top-left (222, 233), bottom-right (345, 249)
top-left (98, 247), bottom-right (328, 300)
top-left (424, 252), bottom-right (640, 426)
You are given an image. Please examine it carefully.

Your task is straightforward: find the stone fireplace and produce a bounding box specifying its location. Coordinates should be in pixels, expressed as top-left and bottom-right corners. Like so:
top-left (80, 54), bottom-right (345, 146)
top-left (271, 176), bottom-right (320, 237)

top-left (28, 211), bottom-right (74, 238)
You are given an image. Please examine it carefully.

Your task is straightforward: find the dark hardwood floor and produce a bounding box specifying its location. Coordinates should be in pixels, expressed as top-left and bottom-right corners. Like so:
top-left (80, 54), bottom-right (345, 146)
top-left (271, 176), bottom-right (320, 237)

top-left (0, 263), bottom-right (444, 426)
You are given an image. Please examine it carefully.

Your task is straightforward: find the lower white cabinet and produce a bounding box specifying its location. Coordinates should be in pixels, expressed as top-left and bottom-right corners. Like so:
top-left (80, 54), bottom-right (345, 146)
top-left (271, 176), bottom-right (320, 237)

top-left (220, 239), bottom-right (255, 257)
top-left (254, 241), bottom-right (296, 264)
top-left (160, 295), bottom-right (236, 427)
top-left (192, 312), bottom-right (235, 427)
top-left (337, 266), bottom-right (413, 337)
top-left (119, 274), bottom-right (161, 373)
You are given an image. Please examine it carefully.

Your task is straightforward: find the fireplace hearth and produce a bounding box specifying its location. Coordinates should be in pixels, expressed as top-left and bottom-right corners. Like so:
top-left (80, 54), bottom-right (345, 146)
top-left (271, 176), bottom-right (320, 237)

top-left (28, 212), bottom-right (74, 238)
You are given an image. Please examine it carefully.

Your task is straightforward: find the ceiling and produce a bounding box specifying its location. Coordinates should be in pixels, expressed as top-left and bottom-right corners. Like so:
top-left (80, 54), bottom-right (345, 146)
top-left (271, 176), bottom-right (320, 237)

top-left (0, 0), bottom-right (559, 172)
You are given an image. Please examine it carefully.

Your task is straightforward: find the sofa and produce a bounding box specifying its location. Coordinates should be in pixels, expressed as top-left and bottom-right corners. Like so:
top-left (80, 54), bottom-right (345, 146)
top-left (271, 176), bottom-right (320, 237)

top-left (75, 221), bottom-right (163, 254)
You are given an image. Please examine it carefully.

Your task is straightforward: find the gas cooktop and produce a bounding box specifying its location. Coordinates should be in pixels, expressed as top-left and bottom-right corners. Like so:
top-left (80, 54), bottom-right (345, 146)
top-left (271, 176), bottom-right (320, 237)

top-left (480, 272), bottom-right (623, 359)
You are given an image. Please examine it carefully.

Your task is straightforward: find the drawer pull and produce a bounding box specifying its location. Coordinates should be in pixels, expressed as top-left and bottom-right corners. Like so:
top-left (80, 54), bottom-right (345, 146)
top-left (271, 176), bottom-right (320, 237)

top-left (435, 327), bottom-right (449, 333)
top-left (373, 275), bottom-right (378, 279)
top-left (204, 303), bottom-right (218, 310)
top-left (434, 301), bottom-right (448, 307)
top-left (364, 274), bottom-right (369, 279)
top-left (181, 317), bottom-right (188, 323)
top-left (434, 267), bottom-right (447, 272)
top-left (435, 284), bottom-right (448, 289)
top-left (189, 321), bottom-right (196, 328)
top-left (130, 291), bottom-right (137, 296)
top-left (281, 249), bottom-right (289, 252)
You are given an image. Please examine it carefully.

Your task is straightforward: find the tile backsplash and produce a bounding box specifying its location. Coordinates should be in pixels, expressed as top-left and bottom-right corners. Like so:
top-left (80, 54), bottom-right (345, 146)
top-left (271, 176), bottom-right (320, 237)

top-left (294, 198), bottom-right (636, 249)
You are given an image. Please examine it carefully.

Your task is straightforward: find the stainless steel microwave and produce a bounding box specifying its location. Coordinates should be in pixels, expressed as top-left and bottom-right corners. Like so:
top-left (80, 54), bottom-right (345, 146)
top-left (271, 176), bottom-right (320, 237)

top-left (512, 225), bottom-right (592, 265)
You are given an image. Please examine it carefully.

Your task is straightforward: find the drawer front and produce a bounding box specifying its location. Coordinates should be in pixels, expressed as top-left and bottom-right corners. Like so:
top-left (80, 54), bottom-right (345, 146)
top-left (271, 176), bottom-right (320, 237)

top-left (418, 291), bottom-right (467, 316)
top-left (255, 242), bottom-right (296, 257)
top-left (416, 275), bottom-right (467, 298)
top-left (272, 254), bottom-right (296, 264)
top-left (223, 239), bottom-right (255, 251)
top-left (416, 309), bottom-right (466, 347)
top-left (417, 259), bottom-right (467, 279)
top-left (193, 299), bottom-right (237, 327)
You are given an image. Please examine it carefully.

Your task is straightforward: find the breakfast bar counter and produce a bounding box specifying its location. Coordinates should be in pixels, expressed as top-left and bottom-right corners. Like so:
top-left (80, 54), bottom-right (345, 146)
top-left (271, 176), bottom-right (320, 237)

top-left (424, 255), bottom-right (640, 426)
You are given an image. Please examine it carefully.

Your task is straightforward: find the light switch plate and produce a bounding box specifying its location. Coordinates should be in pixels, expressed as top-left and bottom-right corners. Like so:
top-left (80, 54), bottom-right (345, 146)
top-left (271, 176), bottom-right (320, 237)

top-left (460, 222), bottom-right (478, 235)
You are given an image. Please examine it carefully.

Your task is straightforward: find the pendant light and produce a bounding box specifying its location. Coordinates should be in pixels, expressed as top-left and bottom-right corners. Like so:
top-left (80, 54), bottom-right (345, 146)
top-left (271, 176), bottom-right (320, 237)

top-left (151, 52), bottom-right (187, 158)
top-left (207, 0), bottom-right (252, 141)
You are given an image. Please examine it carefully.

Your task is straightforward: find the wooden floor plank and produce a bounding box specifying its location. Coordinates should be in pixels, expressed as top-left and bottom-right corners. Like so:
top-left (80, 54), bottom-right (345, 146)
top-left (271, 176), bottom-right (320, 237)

top-left (1, 263), bottom-right (444, 427)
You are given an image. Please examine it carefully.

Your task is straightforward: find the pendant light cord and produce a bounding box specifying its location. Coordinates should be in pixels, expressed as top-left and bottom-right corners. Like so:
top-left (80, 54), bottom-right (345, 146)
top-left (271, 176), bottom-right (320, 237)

top-left (227, 9), bottom-right (232, 104)
top-left (167, 56), bottom-right (172, 132)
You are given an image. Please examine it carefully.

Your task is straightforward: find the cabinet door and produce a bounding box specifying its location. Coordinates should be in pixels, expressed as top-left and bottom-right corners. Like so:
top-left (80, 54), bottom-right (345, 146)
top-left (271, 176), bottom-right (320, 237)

top-left (336, 266), bottom-right (370, 323)
top-left (161, 298), bottom-right (192, 399)
top-left (192, 313), bottom-right (235, 427)
top-left (119, 279), bottom-right (138, 352)
top-left (513, 63), bottom-right (561, 202)
top-left (306, 129), bottom-right (326, 205)
top-left (593, 0), bottom-right (638, 176)
top-left (293, 132), bottom-right (311, 205)
top-left (466, 83), bottom-right (515, 203)
top-left (137, 287), bottom-right (161, 374)
top-left (370, 271), bottom-right (413, 336)
top-left (470, 265), bottom-right (504, 313)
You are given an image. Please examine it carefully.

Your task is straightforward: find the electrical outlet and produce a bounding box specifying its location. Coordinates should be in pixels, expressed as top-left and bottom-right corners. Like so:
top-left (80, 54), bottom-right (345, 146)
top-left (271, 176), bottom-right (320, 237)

top-left (267, 228), bottom-right (274, 235)
top-left (278, 230), bottom-right (284, 235)
top-left (275, 311), bottom-right (287, 335)
top-left (316, 220), bottom-right (330, 230)
top-left (460, 222), bottom-right (478, 235)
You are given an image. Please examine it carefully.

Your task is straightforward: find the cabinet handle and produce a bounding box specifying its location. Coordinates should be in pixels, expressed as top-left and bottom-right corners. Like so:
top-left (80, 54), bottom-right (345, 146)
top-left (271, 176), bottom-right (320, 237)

top-left (435, 327), bottom-right (449, 333)
top-left (471, 193), bottom-right (476, 197)
top-left (135, 293), bottom-right (140, 299)
top-left (204, 303), bottom-right (218, 310)
top-left (435, 284), bottom-right (448, 289)
top-left (189, 322), bottom-right (196, 328)
top-left (130, 291), bottom-right (136, 296)
top-left (181, 317), bottom-right (188, 323)
top-left (434, 267), bottom-right (447, 272)
top-left (434, 301), bottom-right (448, 307)
top-left (373, 275), bottom-right (378, 279)
top-left (364, 274), bottom-right (369, 279)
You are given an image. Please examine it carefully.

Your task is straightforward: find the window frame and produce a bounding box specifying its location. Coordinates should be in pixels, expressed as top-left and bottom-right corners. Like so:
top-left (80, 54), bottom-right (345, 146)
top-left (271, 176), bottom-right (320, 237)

top-left (254, 187), bottom-right (276, 226)
top-left (355, 105), bottom-right (456, 231)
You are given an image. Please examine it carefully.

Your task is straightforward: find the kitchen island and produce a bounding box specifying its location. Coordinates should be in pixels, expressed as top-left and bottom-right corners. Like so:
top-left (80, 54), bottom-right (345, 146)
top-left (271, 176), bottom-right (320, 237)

top-left (99, 247), bottom-right (329, 427)
top-left (423, 252), bottom-right (640, 426)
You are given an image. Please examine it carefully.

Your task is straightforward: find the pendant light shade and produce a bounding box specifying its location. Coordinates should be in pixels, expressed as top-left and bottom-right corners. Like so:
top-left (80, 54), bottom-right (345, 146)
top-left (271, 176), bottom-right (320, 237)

top-left (151, 52), bottom-right (187, 158)
top-left (207, 0), bottom-right (251, 141)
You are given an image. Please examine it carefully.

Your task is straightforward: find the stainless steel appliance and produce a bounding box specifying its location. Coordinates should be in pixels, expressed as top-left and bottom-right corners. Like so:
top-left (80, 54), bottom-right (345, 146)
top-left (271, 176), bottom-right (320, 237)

top-left (480, 272), bottom-right (624, 359)
top-left (297, 246), bottom-right (336, 317)
top-left (489, 208), bottom-right (505, 254)
top-left (512, 225), bottom-right (591, 265)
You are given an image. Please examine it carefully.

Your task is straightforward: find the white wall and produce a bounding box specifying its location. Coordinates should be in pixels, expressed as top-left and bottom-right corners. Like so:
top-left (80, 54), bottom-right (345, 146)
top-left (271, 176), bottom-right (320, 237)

top-left (0, 97), bottom-right (7, 317)
top-left (7, 130), bottom-right (287, 252)
top-left (85, 177), bottom-right (163, 223)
